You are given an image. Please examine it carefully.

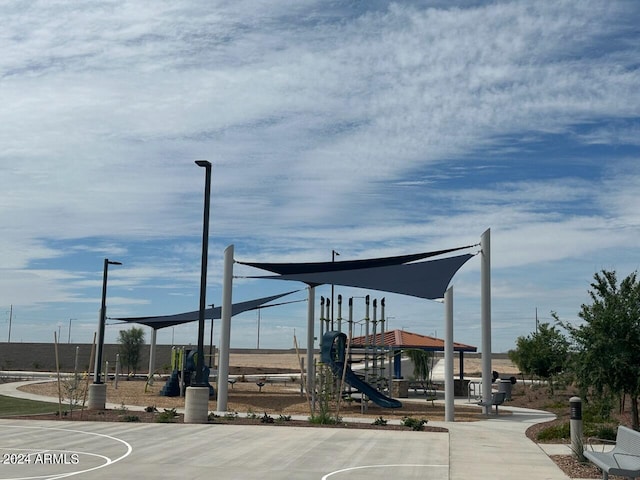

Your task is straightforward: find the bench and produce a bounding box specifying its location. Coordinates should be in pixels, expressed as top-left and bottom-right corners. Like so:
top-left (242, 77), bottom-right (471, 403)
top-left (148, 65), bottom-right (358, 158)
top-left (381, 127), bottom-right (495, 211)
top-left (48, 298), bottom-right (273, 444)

top-left (408, 382), bottom-right (439, 406)
top-left (584, 425), bottom-right (640, 480)
top-left (477, 391), bottom-right (506, 414)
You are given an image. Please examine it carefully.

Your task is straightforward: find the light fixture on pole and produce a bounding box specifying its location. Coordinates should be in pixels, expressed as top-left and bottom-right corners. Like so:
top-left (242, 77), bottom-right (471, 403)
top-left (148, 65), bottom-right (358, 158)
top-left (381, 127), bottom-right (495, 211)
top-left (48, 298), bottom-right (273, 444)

top-left (194, 159), bottom-right (212, 386)
top-left (94, 258), bottom-right (122, 384)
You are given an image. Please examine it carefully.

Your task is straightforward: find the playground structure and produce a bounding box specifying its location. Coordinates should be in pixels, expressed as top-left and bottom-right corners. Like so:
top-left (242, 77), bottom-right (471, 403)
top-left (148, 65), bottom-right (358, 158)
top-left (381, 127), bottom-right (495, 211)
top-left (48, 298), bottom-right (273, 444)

top-left (317, 295), bottom-right (402, 411)
top-left (160, 347), bottom-right (215, 397)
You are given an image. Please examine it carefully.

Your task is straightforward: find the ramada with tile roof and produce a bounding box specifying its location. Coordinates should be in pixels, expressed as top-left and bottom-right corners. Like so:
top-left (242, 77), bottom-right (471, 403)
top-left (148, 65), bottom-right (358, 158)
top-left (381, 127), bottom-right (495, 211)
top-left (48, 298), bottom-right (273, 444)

top-left (348, 329), bottom-right (477, 380)
top-left (349, 328), bottom-right (476, 352)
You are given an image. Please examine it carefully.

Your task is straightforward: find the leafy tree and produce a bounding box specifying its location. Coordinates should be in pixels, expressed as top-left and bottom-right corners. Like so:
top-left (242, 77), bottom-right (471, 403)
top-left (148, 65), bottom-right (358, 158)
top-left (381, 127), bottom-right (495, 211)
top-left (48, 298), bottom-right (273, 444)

top-left (508, 322), bottom-right (569, 391)
top-left (118, 327), bottom-right (145, 376)
top-left (562, 270), bottom-right (640, 430)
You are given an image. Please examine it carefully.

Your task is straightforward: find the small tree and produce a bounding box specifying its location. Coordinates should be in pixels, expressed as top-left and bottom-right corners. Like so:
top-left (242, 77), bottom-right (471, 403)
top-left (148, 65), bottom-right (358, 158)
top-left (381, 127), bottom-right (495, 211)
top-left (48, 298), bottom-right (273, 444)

top-left (118, 327), bottom-right (145, 376)
top-left (508, 322), bottom-right (569, 392)
top-left (561, 270), bottom-right (640, 429)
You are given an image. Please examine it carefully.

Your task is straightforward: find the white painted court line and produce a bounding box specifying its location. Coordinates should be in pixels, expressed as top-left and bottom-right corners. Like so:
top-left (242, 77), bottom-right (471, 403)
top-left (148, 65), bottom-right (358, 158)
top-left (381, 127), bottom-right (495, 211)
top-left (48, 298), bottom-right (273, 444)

top-left (322, 463), bottom-right (448, 479)
top-left (0, 424), bottom-right (132, 480)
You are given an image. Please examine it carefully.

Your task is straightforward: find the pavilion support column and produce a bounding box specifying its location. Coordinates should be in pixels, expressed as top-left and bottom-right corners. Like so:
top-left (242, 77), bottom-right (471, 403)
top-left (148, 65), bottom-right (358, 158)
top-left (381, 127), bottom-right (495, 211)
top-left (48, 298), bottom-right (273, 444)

top-left (444, 286), bottom-right (454, 422)
top-left (216, 244), bottom-right (233, 412)
top-left (481, 229), bottom-right (492, 414)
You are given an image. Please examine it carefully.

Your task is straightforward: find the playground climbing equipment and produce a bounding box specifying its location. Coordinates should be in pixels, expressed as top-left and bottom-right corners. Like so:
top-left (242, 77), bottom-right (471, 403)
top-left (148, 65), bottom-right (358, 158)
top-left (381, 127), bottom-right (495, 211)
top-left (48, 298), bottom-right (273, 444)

top-left (317, 295), bottom-right (401, 411)
top-left (160, 346), bottom-right (215, 397)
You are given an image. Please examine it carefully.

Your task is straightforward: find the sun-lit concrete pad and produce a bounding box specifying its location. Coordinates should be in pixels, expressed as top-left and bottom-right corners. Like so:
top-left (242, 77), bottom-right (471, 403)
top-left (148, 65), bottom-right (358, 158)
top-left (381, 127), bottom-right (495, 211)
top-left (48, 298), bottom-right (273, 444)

top-left (0, 420), bottom-right (448, 480)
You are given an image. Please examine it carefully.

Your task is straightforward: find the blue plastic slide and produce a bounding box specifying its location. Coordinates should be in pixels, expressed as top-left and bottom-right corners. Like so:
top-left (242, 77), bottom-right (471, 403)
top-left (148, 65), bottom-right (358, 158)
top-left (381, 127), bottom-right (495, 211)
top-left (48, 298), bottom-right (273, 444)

top-left (321, 331), bottom-right (402, 409)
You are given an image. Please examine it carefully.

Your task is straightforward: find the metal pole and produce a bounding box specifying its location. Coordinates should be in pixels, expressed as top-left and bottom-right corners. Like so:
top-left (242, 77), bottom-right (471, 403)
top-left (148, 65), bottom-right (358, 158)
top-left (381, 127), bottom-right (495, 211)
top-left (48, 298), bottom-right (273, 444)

top-left (372, 299), bottom-right (378, 387)
top-left (325, 299), bottom-right (330, 333)
top-left (331, 250), bottom-right (339, 330)
top-left (195, 159), bottom-right (212, 386)
top-left (320, 297), bottom-right (325, 344)
top-left (7, 304), bottom-right (12, 343)
top-left (306, 286), bottom-right (316, 406)
top-left (481, 228), bottom-right (492, 414)
top-left (444, 286), bottom-right (454, 422)
top-left (364, 295), bottom-right (370, 382)
top-left (256, 308), bottom-right (261, 349)
top-left (348, 297), bottom-right (354, 397)
top-left (148, 327), bottom-right (157, 385)
top-left (115, 354), bottom-right (120, 389)
top-left (94, 258), bottom-right (121, 384)
top-left (217, 244), bottom-right (234, 411)
top-left (209, 312), bottom-right (214, 369)
top-left (380, 298), bottom-right (386, 388)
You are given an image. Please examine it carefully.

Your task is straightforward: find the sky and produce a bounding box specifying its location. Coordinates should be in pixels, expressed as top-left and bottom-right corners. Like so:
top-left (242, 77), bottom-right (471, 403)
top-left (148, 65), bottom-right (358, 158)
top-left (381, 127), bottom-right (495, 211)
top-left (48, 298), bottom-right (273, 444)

top-left (1, 0), bottom-right (639, 354)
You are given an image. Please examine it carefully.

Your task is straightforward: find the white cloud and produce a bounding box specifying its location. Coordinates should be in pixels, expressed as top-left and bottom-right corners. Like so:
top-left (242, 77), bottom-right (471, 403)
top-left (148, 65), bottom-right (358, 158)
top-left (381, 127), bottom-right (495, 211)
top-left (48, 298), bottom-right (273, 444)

top-left (0, 0), bottom-right (638, 350)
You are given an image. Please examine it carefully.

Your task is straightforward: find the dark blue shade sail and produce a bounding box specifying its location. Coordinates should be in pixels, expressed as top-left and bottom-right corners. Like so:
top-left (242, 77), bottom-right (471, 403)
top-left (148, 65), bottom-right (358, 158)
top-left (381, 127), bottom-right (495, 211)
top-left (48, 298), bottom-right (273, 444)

top-left (238, 244), bottom-right (475, 275)
top-left (112, 290), bottom-right (300, 330)
top-left (245, 253), bottom-right (475, 300)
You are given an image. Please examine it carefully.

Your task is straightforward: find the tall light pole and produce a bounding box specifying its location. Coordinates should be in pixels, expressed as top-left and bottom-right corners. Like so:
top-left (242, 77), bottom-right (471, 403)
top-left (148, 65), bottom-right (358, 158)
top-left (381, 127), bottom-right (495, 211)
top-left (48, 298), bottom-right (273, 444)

top-left (331, 250), bottom-right (339, 330)
top-left (7, 305), bottom-right (12, 343)
top-left (94, 258), bottom-right (122, 384)
top-left (68, 318), bottom-right (75, 344)
top-left (195, 160), bottom-right (212, 386)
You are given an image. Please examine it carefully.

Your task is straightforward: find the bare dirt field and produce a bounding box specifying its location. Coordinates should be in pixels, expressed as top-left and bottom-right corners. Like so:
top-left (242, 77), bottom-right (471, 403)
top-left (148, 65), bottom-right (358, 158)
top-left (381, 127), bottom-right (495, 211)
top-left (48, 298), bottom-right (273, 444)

top-left (18, 376), bottom-right (484, 423)
top-left (17, 353), bottom-right (520, 422)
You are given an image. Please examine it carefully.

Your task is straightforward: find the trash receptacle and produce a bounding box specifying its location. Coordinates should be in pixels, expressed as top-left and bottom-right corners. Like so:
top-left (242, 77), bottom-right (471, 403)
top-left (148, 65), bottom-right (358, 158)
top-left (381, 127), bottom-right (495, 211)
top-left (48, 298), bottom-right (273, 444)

top-left (498, 379), bottom-right (513, 401)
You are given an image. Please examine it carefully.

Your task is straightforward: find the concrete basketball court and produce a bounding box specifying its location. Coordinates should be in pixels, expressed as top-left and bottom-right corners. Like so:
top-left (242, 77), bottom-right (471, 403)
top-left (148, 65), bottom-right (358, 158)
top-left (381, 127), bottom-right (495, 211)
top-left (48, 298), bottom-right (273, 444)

top-left (0, 419), bottom-right (449, 480)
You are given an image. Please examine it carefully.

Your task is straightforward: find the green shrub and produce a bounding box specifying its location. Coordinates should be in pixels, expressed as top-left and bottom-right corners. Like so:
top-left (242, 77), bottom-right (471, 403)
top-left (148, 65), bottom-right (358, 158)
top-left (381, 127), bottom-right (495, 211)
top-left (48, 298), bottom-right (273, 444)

top-left (308, 412), bottom-right (342, 425)
top-left (261, 413), bottom-right (275, 424)
top-left (277, 414), bottom-right (292, 423)
top-left (585, 424), bottom-right (618, 441)
top-left (401, 416), bottom-right (428, 431)
top-left (372, 416), bottom-right (388, 426)
top-left (536, 422), bottom-right (570, 441)
top-left (156, 408), bottom-right (179, 423)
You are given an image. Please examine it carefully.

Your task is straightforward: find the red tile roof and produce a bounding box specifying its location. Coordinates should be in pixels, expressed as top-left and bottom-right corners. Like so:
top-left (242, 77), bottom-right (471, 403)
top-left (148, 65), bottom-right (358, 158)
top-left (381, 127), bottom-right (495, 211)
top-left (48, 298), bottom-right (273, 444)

top-left (348, 329), bottom-right (476, 352)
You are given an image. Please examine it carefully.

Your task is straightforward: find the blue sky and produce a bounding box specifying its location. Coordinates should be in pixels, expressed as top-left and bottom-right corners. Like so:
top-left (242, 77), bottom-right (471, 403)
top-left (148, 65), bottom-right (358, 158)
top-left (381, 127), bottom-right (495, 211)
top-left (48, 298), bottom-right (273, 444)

top-left (1, 1), bottom-right (639, 353)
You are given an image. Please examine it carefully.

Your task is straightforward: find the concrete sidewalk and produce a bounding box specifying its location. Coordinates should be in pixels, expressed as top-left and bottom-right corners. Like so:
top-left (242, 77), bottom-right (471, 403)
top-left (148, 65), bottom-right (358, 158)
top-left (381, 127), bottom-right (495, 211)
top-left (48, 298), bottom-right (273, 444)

top-left (0, 380), bottom-right (585, 479)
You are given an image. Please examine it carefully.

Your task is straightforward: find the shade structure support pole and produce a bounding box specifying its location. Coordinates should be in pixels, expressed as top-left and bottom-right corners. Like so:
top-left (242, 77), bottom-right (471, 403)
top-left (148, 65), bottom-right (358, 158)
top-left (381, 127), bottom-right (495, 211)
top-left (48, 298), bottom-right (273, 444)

top-left (306, 286), bottom-right (316, 409)
top-left (481, 228), bottom-right (492, 414)
top-left (217, 244), bottom-right (234, 412)
top-left (148, 327), bottom-right (157, 385)
top-left (444, 286), bottom-right (454, 422)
